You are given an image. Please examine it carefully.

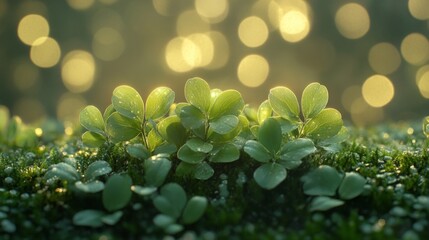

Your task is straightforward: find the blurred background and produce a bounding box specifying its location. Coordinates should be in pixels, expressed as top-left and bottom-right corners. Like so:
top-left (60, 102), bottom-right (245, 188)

top-left (0, 0), bottom-right (429, 127)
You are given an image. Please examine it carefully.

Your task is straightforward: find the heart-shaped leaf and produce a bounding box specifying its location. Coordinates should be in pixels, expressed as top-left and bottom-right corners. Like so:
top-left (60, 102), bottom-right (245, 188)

top-left (158, 116), bottom-right (188, 147)
top-left (208, 90), bottom-right (244, 120)
top-left (177, 145), bottom-right (206, 164)
top-left (301, 165), bottom-right (342, 196)
top-left (182, 196), bottom-right (208, 224)
top-left (338, 172), bottom-right (366, 200)
top-left (145, 87), bottom-right (175, 120)
top-left (106, 112), bottom-right (140, 143)
top-left (73, 209), bottom-right (105, 228)
top-left (111, 85), bottom-right (144, 121)
top-left (185, 77), bottom-right (211, 113)
top-left (80, 105), bottom-right (105, 135)
top-left (257, 100), bottom-right (272, 125)
top-left (258, 118), bottom-right (282, 154)
top-left (144, 155), bottom-right (172, 187)
top-left (301, 82), bottom-right (328, 120)
top-left (75, 180), bottom-right (104, 193)
top-left (279, 138), bottom-right (316, 169)
top-left (179, 105), bottom-right (205, 130)
top-left (85, 160), bottom-right (112, 181)
top-left (102, 174), bottom-right (132, 212)
top-left (82, 131), bottom-right (106, 148)
top-left (244, 140), bottom-right (272, 163)
top-left (303, 108), bottom-right (343, 141)
top-left (209, 115), bottom-right (239, 134)
top-left (268, 86), bottom-right (300, 122)
top-left (209, 143), bottom-right (240, 163)
top-left (254, 163), bottom-right (287, 190)
top-left (309, 196), bottom-right (344, 212)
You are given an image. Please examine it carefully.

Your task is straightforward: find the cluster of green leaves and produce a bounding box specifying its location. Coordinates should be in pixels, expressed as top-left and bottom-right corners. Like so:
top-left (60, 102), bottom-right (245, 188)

top-left (0, 105), bottom-right (38, 148)
top-left (301, 165), bottom-right (366, 211)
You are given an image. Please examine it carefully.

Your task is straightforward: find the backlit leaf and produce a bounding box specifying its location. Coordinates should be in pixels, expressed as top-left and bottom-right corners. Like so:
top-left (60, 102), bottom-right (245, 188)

top-left (111, 85), bottom-right (144, 121)
top-left (80, 105), bottom-right (105, 135)
top-left (257, 100), bottom-right (272, 124)
top-left (208, 90), bottom-right (244, 120)
top-left (82, 131), bottom-right (106, 148)
top-left (185, 77), bottom-right (211, 113)
top-left (268, 87), bottom-right (300, 122)
top-left (158, 116), bottom-right (188, 147)
top-left (303, 108), bottom-right (343, 141)
top-left (253, 163), bottom-right (287, 190)
top-left (106, 112), bottom-right (140, 143)
top-left (209, 115), bottom-right (239, 134)
top-left (145, 87), bottom-right (175, 120)
top-left (301, 82), bottom-right (328, 120)
top-left (258, 118), bottom-right (282, 154)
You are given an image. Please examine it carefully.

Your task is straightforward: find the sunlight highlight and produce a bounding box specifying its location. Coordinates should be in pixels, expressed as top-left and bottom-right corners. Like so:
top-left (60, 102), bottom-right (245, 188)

top-left (30, 37), bottom-right (61, 68)
top-left (238, 16), bottom-right (269, 48)
top-left (335, 3), bottom-right (370, 39)
top-left (362, 75), bottom-right (394, 108)
top-left (400, 33), bottom-right (429, 65)
top-left (368, 42), bottom-right (401, 75)
top-left (92, 27), bottom-right (125, 61)
top-left (237, 55), bottom-right (269, 88)
top-left (61, 50), bottom-right (96, 93)
top-left (408, 0), bottom-right (429, 20)
top-left (279, 10), bottom-right (310, 43)
top-left (17, 14), bottom-right (50, 46)
top-left (195, 0), bottom-right (228, 23)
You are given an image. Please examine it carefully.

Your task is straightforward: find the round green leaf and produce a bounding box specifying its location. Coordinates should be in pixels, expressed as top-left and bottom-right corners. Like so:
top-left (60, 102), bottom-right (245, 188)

top-left (177, 145), bottom-right (206, 164)
top-left (253, 163), bottom-right (287, 190)
top-left (145, 87), bottom-right (175, 120)
top-left (258, 118), bottom-right (282, 154)
top-left (186, 138), bottom-right (213, 153)
top-left (153, 196), bottom-right (177, 219)
top-left (208, 90), bottom-right (244, 120)
top-left (85, 160), bottom-right (112, 181)
top-left (279, 138), bottom-right (316, 169)
top-left (102, 174), bottom-right (132, 212)
top-left (165, 224), bottom-right (184, 235)
top-left (301, 165), bottom-right (343, 196)
top-left (73, 209), bottom-right (104, 228)
top-left (268, 86), bottom-right (300, 122)
top-left (106, 112), bottom-right (141, 143)
top-left (75, 180), bottom-right (104, 193)
top-left (182, 196), bottom-right (208, 224)
top-left (303, 108), bottom-right (343, 141)
top-left (209, 143), bottom-right (240, 163)
top-left (153, 214), bottom-right (175, 228)
top-left (194, 162), bottom-right (214, 180)
top-left (82, 131), bottom-right (106, 148)
top-left (158, 116), bottom-right (188, 147)
top-left (101, 211), bottom-right (123, 225)
top-left (309, 196), bottom-right (344, 212)
top-left (244, 140), bottom-right (272, 163)
top-left (144, 156), bottom-right (171, 187)
top-left (209, 115), bottom-right (239, 134)
top-left (301, 82), bottom-right (328, 120)
top-left (44, 162), bottom-right (80, 183)
top-left (338, 172), bottom-right (366, 200)
top-left (185, 77), bottom-right (211, 113)
top-left (80, 105), bottom-right (105, 135)
top-left (257, 100), bottom-right (272, 125)
top-left (126, 143), bottom-right (150, 160)
top-left (103, 104), bottom-right (116, 122)
top-left (160, 183), bottom-right (187, 218)
top-left (179, 105), bottom-right (205, 130)
top-left (111, 85), bottom-right (144, 121)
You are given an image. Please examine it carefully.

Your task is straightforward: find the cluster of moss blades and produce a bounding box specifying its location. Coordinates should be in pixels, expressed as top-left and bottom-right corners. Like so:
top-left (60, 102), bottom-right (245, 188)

top-left (74, 77), bottom-right (365, 232)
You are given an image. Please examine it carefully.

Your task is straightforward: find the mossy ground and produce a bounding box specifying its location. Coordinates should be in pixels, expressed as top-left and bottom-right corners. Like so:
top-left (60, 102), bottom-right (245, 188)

top-left (1, 122), bottom-right (428, 239)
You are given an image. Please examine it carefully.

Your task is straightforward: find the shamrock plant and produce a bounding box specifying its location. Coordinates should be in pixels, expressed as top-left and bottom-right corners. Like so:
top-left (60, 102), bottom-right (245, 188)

top-left (174, 77), bottom-right (245, 180)
top-left (244, 118), bottom-right (316, 189)
top-left (152, 183), bottom-right (208, 234)
top-left (300, 165), bottom-right (367, 211)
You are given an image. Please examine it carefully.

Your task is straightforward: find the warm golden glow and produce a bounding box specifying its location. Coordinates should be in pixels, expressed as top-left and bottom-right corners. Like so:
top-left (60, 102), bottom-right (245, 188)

top-left (279, 10), bottom-right (310, 43)
top-left (61, 50), bottom-right (96, 93)
top-left (350, 97), bottom-right (384, 126)
top-left (400, 33), bottom-right (429, 65)
top-left (205, 31), bottom-right (229, 70)
top-left (17, 14), bottom-right (50, 46)
top-left (417, 71), bottom-right (429, 98)
top-left (238, 16), bottom-right (269, 48)
top-left (416, 64), bottom-right (429, 85)
top-left (335, 3), bottom-right (370, 39)
top-left (57, 93), bottom-right (87, 123)
top-left (368, 42), bottom-right (401, 74)
top-left (362, 75), bottom-right (395, 108)
top-left (35, 128), bottom-right (43, 137)
top-left (92, 27), bottom-right (125, 61)
top-left (237, 55), bottom-right (269, 87)
top-left (165, 37), bottom-right (193, 73)
top-left (341, 85), bottom-right (361, 112)
top-left (66, 0), bottom-right (95, 10)
top-left (13, 98), bottom-right (46, 123)
top-left (13, 61), bottom-right (39, 91)
top-left (30, 37), bottom-right (61, 68)
top-left (408, 0), bottom-right (429, 20)
top-left (195, 0), bottom-right (228, 23)
top-left (177, 10), bottom-right (210, 36)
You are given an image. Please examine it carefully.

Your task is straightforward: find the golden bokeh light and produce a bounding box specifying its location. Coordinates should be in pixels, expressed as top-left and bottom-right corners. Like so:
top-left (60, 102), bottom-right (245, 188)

top-left (57, 93), bottom-right (87, 123)
top-left (99, 0), bottom-right (118, 5)
top-left (30, 37), bottom-right (61, 68)
top-left (362, 75), bottom-right (395, 108)
top-left (238, 16), bottom-right (269, 48)
top-left (194, 0), bottom-right (228, 23)
top-left (237, 54), bottom-right (269, 88)
top-left (61, 50), bottom-right (96, 93)
top-left (417, 71), bottom-right (429, 98)
top-left (13, 98), bottom-right (46, 123)
top-left (17, 14), bottom-right (50, 46)
top-left (66, 0), bottom-right (95, 11)
top-left (279, 10), bottom-right (310, 43)
top-left (90, 8), bottom-right (123, 35)
top-left (350, 97), bottom-right (384, 126)
top-left (92, 27), bottom-right (125, 61)
top-left (165, 37), bottom-right (193, 73)
top-left (177, 10), bottom-right (210, 36)
top-left (416, 64), bottom-right (429, 85)
top-left (204, 31), bottom-right (229, 70)
top-left (368, 42), bottom-right (401, 74)
top-left (408, 0), bottom-right (429, 20)
top-left (400, 33), bottom-right (429, 65)
top-left (13, 60), bottom-right (39, 91)
top-left (335, 3), bottom-right (370, 39)
top-left (341, 85), bottom-right (361, 112)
